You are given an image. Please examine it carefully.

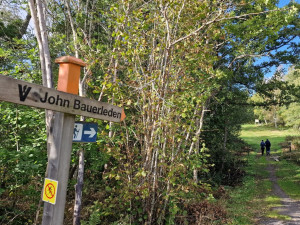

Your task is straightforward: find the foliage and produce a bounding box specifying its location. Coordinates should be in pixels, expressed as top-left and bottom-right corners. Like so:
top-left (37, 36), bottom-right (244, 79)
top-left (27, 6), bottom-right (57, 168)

top-left (253, 67), bottom-right (300, 128)
top-left (280, 68), bottom-right (300, 129)
top-left (201, 88), bottom-right (252, 185)
top-left (0, 6), bottom-right (48, 224)
top-left (0, 103), bottom-right (47, 224)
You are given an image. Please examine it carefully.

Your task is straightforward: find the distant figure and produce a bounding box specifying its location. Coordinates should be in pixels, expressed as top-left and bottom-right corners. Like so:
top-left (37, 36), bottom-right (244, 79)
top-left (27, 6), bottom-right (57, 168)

top-left (260, 140), bottom-right (265, 156)
top-left (265, 139), bottom-right (271, 156)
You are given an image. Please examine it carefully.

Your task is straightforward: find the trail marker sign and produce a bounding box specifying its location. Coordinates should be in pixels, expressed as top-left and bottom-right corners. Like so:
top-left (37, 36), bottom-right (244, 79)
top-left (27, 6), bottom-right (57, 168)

top-left (42, 178), bottom-right (58, 205)
top-left (0, 75), bottom-right (125, 122)
top-left (73, 122), bottom-right (98, 142)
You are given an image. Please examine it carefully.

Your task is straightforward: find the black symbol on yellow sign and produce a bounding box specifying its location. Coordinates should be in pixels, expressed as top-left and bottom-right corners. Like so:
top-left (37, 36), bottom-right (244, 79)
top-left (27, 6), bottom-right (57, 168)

top-left (42, 178), bottom-right (58, 205)
top-left (45, 183), bottom-right (55, 199)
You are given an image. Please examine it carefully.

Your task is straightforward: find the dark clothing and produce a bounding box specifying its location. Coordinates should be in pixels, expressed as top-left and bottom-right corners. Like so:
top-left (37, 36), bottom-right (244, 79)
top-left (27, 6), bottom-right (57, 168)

top-left (265, 140), bottom-right (271, 156)
top-left (265, 140), bottom-right (271, 148)
top-left (260, 141), bottom-right (265, 155)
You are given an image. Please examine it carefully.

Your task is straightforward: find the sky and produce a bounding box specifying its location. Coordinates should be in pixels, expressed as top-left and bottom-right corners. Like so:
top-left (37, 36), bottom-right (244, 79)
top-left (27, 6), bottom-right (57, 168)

top-left (278, 0), bottom-right (300, 7)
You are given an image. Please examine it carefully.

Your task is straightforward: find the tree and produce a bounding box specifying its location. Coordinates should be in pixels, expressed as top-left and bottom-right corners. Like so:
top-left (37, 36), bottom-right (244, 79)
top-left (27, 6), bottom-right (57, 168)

top-left (280, 67), bottom-right (300, 129)
top-left (85, 0), bottom-right (299, 223)
top-left (0, 5), bottom-right (48, 224)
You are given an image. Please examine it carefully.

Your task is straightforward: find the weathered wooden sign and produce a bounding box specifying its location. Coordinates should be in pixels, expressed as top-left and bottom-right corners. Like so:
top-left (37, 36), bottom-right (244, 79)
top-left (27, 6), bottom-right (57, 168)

top-left (0, 75), bottom-right (125, 122)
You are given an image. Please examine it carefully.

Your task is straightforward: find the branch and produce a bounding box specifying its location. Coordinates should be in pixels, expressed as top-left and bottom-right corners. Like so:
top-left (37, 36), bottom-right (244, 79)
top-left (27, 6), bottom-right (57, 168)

top-left (171, 8), bottom-right (223, 47)
top-left (18, 13), bottom-right (31, 39)
top-left (171, 8), bottom-right (283, 48)
top-left (162, 3), bottom-right (171, 48)
top-left (65, 0), bottom-right (79, 58)
top-left (215, 8), bottom-right (282, 22)
top-left (228, 52), bottom-right (271, 68)
top-left (173, 0), bottom-right (186, 37)
top-left (265, 35), bottom-right (298, 52)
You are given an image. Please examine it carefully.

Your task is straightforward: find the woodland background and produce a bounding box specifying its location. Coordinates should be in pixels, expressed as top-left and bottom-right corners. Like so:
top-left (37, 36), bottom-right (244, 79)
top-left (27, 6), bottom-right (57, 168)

top-left (0, 0), bottom-right (299, 224)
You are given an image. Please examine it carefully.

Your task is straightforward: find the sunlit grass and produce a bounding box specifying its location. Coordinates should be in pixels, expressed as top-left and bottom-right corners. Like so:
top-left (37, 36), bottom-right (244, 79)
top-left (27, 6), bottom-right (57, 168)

top-left (266, 210), bottom-right (291, 220)
top-left (264, 196), bottom-right (281, 208)
top-left (240, 124), bottom-right (298, 154)
top-left (226, 152), bottom-right (271, 224)
top-left (264, 196), bottom-right (291, 221)
top-left (276, 160), bottom-right (300, 200)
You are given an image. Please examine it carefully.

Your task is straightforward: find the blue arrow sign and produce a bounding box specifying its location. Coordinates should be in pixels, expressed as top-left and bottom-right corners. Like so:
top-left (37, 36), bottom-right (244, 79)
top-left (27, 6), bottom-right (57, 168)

top-left (73, 122), bottom-right (98, 142)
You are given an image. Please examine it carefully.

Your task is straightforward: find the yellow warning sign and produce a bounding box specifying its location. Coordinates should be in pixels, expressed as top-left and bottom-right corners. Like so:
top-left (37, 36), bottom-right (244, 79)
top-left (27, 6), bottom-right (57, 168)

top-left (42, 178), bottom-right (58, 205)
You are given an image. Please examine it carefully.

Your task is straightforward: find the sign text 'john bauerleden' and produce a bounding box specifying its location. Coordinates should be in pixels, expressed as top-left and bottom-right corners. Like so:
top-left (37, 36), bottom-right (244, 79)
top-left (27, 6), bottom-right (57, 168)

top-left (0, 75), bottom-right (125, 122)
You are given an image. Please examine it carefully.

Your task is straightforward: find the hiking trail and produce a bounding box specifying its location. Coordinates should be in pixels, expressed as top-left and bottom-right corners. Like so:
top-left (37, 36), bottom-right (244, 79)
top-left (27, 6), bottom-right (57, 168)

top-left (259, 158), bottom-right (300, 225)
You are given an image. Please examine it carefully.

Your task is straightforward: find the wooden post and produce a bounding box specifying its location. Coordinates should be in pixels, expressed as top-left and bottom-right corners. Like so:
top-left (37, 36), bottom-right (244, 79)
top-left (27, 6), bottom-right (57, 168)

top-left (42, 56), bottom-right (86, 225)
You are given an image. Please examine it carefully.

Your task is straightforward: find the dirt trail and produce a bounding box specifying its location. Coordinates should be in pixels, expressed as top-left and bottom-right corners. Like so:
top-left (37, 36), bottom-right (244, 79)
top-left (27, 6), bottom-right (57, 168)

top-left (259, 160), bottom-right (300, 225)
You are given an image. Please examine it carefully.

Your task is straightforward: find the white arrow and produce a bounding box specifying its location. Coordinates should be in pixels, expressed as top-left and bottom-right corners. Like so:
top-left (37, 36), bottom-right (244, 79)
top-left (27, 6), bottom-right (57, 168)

top-left (84, 128), bottom-right (96, 138)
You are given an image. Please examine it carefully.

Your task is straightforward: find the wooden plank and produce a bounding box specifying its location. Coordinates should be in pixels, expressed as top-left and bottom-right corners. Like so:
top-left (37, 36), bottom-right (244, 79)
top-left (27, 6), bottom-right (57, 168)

top-left (42, 112), bottom-right (75, 225)
top-left (0, 75), bottom-right (125, 122)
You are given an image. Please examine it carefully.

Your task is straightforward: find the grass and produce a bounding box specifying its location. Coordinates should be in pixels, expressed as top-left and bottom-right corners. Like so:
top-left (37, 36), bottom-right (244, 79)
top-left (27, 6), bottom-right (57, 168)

top-left (226, 124), bottom-right (300, 224)
top-left (266, 210), bottom-right (291, 220)
top-left (226, 153), bottom-right (271, 224)
top-left (264, 196), bottom-right (281, 208)
top-left (276, 160), bottom-right (300, 200)
top-left (240, 124), bottom-right (298, 154)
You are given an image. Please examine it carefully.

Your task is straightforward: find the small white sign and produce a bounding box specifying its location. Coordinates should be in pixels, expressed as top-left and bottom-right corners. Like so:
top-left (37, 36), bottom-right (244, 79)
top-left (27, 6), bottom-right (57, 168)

top-left (73, 123), bottom-right (83, 141)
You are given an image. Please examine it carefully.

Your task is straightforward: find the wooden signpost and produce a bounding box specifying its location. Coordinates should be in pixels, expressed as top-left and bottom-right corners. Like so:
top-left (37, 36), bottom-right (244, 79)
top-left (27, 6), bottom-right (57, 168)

top-left (0, 75), bottom-right (125, 122)
top-left (0, 56), bottom-right (125, 225)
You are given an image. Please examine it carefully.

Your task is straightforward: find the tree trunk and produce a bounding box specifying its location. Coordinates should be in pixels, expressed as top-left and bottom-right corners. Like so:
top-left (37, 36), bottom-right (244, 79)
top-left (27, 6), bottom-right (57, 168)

top-left (28, 1), bottom-right (54, 224)
top-left (65, 2), bottom-right (91, 222)
top-left (18, 13), bottom-right (31, 39)
top-left (73, 149), bottom-right (84, 225)
top-left (221, 124), bottom-right (228, 175)
top-left (28, 0), bottom-right (54, 137)
top-left (188, 104), bottom-right (207, 183)
top-left (28, 0), bottom-right (46, 86)
top-left (36, 0), bottom-right (53, 88)
top-left (274, 109), bottom-right (278, 128)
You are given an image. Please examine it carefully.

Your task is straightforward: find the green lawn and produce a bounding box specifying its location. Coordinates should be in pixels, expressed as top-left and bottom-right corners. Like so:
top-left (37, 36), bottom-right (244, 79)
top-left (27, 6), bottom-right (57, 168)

top-left (240, 124), bottom-right (298, 154)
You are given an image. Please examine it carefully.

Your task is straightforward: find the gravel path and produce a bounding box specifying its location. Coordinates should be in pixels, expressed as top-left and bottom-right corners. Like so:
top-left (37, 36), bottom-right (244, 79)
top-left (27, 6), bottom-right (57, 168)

top-left (259, 161), bottom-right (300, 225)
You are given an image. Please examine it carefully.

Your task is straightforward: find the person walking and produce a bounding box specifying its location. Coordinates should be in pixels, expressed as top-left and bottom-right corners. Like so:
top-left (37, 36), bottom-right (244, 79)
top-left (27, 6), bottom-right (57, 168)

top-left (260, 140), bottom-right (266, 156)
top-left (265, 139), bottom-right (271, 156)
